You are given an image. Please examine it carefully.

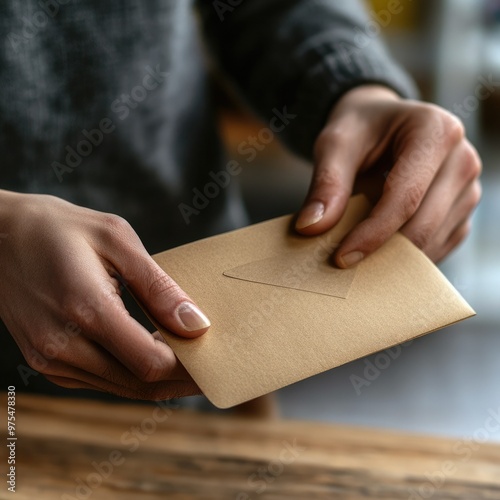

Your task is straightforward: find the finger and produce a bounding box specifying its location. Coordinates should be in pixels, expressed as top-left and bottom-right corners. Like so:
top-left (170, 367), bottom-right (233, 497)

top-left (423, 180), bottom-right (481, 261)
top-left (81, 294), bottom-right (195, 385)
top-left (53, 331), bottom-right (192, 383)
top-left (44, 374), bottom-right (103, 392)
top-left (149, 331), bottom-right (191, 379)
top-left (45, 371), bottom-right (201, 400)
top-left (295, 126), bottom-right (361, 235)
top-left (58, 246), bottom-right (198, 385)
top-left (430, 219), bottom-right (472, 263)
top-left (335, 111), bottom-right (464, 267)
top-left (400, 141), bottom-right (481, 250)
top-left (152, 330), bottom-right (167, 344)
top-left (97, 215), bottom-right (210, 338)
top-left (42, 342), bottom-right (200, 400)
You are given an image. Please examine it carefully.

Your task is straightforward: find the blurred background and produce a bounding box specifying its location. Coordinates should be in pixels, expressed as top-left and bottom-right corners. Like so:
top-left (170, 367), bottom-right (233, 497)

top-left (215, 0), bottom-right (500, 440)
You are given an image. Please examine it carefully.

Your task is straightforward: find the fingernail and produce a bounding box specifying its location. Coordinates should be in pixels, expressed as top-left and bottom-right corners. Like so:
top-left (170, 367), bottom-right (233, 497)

top-left (339, 251), bottom-right (364, 268)
top-left (176, 302), bottom-right (211, 332)
top-left (296, 201), bottom-right (325, 230)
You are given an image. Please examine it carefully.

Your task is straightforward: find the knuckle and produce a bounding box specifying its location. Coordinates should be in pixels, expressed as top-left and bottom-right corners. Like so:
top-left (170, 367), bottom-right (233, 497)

top-left (311, 159), bottom-right (344, 193)
top-left (61, 297), bottom-right (95, 330)
top-left (442, 112), bottom-right (466, 144)
top-left (454, 221), bottom-right (472, 245)
top-left (313, 169), bottom-right (340, 190)
top-left (313, 127), bottom-right (346, 159)
top-left (31, 333), bottom-right (60, 364)
top-left (414, 102), bottom-right (439, 122)
top-left (24, 346), bottom-right (49, 372)
top-left (402, 183), bottom-right (425, 220)
top-left (339, 217), bottom-right (383, 257)
top-left (101, 213), bottom-right (133, 239)
top-left (460, 143), bottom-right (482, 180)
top-left (462, 181), bottom-right (482, 216)
top-left (418, 104), bottom-right (465, 145)
top-left (98, 364), bottom-right (114, 382)
top-left (148, 270), bottom-right (179, 300)
top-left (136, 357), bottom-right (166, 384)
top-left (27, 331), bottom-right (46, 356)
top-left (470, 180), bottom-right (482, 207)
top-left (410, 222), bottom-right (435, 250)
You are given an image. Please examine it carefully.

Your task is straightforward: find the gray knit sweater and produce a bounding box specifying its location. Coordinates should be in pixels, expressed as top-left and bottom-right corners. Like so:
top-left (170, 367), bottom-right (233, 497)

top-left (0, 0), bottom-right (416, 394)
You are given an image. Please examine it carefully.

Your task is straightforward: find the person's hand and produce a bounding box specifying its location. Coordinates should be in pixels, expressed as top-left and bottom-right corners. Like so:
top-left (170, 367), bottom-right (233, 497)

top-left (0, 191), bottom-right (210, 399)
top-left (296, 85), bottom-right (482, 266)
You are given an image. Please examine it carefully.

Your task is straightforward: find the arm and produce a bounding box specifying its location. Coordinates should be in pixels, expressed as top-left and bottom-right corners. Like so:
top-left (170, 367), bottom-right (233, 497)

top-left (197, 0), bottom-right (417, 158)
top-left (198, 0), bottom-right (481, 264)
top-left (0, 190), bottom-right (210, 399)
top-left (301, 85), bottom-right (481, 266)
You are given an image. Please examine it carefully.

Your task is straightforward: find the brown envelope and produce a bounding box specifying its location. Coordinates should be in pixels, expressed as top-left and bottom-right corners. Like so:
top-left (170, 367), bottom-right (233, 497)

top-left (149, 195), bottom-right (475, 408)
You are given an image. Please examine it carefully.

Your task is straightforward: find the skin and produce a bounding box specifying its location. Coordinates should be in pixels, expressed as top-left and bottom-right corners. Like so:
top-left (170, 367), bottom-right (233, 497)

top-left (0, 191), bottom-right (208, 400)
top-left (296, 85), bottom-right (482, 266)
top-left (0, 85), bottom-right (482, 400)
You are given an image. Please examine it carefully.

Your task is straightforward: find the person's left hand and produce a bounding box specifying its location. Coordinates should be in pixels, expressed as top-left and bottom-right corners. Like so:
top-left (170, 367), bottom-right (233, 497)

top-left (295, 85), bottom-right (482, 266)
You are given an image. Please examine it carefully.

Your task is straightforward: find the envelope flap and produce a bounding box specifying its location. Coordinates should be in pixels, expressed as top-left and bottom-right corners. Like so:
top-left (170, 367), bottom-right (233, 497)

top-left (223, 254), bottom-right (358, 298)
top-left (148, 195), bottom-right (475, 409)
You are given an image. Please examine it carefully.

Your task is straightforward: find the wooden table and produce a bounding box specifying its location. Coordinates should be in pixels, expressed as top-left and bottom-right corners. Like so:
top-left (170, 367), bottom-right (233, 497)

top-left (1, 393), bottom-right (500, 499)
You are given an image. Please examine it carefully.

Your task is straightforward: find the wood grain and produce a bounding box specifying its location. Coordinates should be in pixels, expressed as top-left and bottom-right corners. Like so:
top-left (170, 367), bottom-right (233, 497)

top-left (1, 393), bottom-right (499, 499)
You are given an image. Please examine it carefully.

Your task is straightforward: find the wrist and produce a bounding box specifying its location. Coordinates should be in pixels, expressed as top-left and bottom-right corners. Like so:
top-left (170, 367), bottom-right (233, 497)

top-left (340, 84), bottom-right (401, 103)
top-left (328, 85), bottom-right (401, 120)
top-left (0, 189), bottom-right (21, 219)
top-left (0, 190), bottom-right (37, 233)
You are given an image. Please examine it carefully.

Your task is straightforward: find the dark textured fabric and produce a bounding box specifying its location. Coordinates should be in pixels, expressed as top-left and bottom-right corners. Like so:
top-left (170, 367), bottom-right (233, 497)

top-left (199, 0), bottom-right (418, 158)
top-left (0, 0), bottom-right (416, 397)
top-left (0, 1), bottom-right (246, 252)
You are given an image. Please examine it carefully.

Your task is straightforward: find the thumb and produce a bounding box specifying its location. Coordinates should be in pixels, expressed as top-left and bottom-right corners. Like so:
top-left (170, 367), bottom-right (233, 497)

top-left (295, 129), bottom-right (359, 236)
top-left (103, 225), bottom-right (210, 339)
top-left (129, 261), bottom-right (211, 339)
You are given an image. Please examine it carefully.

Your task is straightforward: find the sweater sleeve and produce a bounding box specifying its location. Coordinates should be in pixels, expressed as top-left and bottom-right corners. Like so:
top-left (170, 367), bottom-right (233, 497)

top-left (197, 0), bottom-right (418, 159)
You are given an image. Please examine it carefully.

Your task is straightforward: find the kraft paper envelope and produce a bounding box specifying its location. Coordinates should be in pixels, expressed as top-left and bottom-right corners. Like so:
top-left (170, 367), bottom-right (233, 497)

top-left (148, 195), bottom-right (475, 408)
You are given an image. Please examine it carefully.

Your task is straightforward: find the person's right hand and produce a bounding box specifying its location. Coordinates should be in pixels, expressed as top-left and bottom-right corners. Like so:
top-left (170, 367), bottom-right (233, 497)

top-left (0, 190), bottom-right (210, 400)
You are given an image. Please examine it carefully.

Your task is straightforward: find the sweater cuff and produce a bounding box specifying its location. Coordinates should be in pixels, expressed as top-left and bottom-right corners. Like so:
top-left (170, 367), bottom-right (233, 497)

top-left (276, 42), bottom-right (418, 160)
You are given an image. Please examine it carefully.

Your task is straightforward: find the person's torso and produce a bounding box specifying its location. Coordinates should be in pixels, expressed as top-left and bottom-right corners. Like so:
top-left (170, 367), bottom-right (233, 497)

top-left (0, 0), bottom-right (246, 252)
